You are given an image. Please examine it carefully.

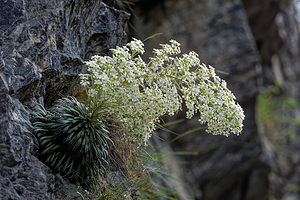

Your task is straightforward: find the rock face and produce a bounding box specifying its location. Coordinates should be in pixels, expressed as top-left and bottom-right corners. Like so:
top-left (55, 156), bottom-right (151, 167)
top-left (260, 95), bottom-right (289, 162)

top-left (0, 1), bottom-right (129, 199)
top-left (243, 0), bottom-right (300, 199)
top-left (131, 0), bottom-right (298, 199)
top-left (2, 0), bottom-right (299, 199)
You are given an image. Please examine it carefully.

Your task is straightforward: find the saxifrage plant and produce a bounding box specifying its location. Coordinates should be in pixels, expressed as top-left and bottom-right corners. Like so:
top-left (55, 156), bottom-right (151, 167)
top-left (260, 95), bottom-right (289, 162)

top-left (32, 38), bottom-right (245, 190)
top-left (31, 97), bottom-right (111, 184)
top-left (81, 38), bottom-right (245, 145)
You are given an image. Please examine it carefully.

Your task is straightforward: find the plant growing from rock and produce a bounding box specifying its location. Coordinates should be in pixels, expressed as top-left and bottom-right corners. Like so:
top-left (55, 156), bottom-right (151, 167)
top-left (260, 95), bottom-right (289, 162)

top-left (32, 38), bottom-right (245, 192)
top-left (81, 38), bottom-right (245, 145)
top-left (31, 97), bottom-right (111, 184)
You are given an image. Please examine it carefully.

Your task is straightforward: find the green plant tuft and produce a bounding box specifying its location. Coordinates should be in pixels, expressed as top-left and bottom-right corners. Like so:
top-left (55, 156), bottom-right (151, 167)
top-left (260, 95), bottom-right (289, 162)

top-left (31, 97), bottom-right (112, 184)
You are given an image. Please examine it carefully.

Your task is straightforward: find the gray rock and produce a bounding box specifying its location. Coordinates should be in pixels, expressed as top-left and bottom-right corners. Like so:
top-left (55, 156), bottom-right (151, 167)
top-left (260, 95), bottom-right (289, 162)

top-left (0, 94), bottom-right (54, 200)
top-left (134, 0), bottom-right (300, 199)
top-left (243, 0), bottom-right (300, 199)
top-left (0, 0), bottom-right (129, 199)
top-left (133, 0), bottom-right (271, 199)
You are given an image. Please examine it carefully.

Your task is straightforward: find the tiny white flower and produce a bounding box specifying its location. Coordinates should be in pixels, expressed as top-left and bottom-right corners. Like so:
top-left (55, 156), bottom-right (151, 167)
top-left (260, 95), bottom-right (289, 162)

top-left (80, 39), bottom-right (245, 145)
top-left (88, 89), bottom-right (97, 97)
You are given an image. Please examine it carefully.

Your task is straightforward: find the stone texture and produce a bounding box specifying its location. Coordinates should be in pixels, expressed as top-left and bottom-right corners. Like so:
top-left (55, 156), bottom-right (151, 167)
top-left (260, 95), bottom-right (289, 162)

top-left (0, 0), bottom-right (129, 199)
top-left (133, 0), bottom-right (271, 199)
top-left (0, 94), bottom-right (55, 200)
top-left (133, 0), bottom-right (300, 199)
top-left (243, 0), bottom-right (300, 199)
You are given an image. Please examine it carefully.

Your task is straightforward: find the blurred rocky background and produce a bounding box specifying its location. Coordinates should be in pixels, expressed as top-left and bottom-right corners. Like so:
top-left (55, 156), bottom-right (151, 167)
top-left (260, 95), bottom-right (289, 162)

top-left (1, 0), bottom-right (300, 199)
top-left (130, 0), bottom-right (300, 199)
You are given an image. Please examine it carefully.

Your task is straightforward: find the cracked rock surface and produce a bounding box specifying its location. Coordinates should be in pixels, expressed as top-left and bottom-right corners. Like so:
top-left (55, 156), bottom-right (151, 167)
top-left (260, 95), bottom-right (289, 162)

top-left (0, 1), bottom-right (129, 199)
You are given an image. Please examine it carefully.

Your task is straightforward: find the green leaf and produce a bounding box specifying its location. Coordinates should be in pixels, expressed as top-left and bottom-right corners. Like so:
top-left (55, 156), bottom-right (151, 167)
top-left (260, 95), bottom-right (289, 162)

top-left (143, 33), bottom-right (163, 42)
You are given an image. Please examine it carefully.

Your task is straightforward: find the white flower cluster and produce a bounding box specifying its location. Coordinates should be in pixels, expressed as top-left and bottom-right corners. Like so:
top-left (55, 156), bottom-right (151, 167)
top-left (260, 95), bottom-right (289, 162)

top-left (80, 39), bottom-right (245, 145)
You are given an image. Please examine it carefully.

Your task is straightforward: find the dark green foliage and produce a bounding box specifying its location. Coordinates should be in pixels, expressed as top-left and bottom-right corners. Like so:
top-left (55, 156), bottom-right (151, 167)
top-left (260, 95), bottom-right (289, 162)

top-left (31, 97), bottom-right (112, 184)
